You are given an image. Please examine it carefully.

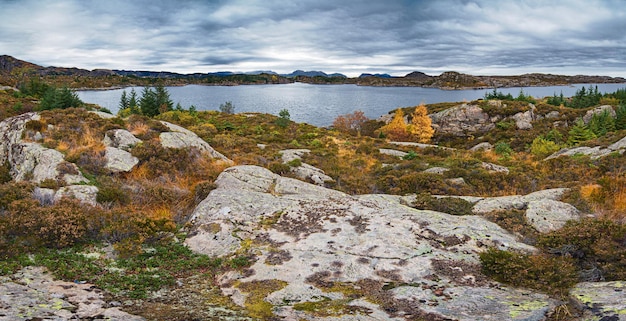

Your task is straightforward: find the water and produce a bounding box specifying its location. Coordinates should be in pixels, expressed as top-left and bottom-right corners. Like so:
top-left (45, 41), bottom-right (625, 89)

top-left (77, 83), bottom-right (626, 127)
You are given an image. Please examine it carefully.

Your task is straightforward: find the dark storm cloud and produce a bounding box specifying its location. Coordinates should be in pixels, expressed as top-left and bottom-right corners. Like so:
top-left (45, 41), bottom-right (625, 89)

top-left (0, 0), bottom-right (624, 77)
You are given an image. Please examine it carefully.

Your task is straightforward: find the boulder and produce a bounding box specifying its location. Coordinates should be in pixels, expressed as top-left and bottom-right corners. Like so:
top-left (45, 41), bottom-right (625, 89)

top-left (608, 135), bottom-right (626, 151)
top-left (185, 165), bottom-right (556, 320)
top-left (159, 131), bottom-right (231, 163)
top-left (481, 161), bottom-right (509, 174)
top-left (469, 142), bottom-right (493, 152)
top-left (89, 110), bottom-right (117, 119)
top-left (544, 111), bottom-right (560, 119)
top-left (9, 143), bottom-right (87, 184)
top-left (525, 199), bottom-right (581, 233)
top-left (104, 146), bottom-right (139, 173)
top-left (423, 167), bottom-right (449, 175)
top-left (582, 105), bottom-right (616, 124)
top-left (512, 108), bottom-right (535, 130)
top-left (103, 129), bottom-right (142, 151)
top-left (54, 185), bottom-right (99, 206)
top-left (429, 104), bottom-right (495, 136)
top-left (571, 281), bottom-right (626, 321)
top-left (390, 141), bottom-right (455, 150)
top-left (279, 149), bottom-right (334, 186)
top-left (379, 148), bottom-right (408, 158)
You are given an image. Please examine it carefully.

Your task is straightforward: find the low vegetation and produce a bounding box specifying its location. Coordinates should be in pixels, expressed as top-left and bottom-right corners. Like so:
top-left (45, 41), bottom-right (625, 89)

top-left (0, 80), bottom-right (625, 319)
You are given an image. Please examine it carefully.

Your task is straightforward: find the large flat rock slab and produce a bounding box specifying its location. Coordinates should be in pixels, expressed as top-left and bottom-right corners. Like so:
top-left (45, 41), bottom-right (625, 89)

top-left (185, 165), bottom-right (556, 320)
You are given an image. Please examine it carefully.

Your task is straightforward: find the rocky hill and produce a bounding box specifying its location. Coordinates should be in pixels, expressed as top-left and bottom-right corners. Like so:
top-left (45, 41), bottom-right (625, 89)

top-left (1, 55), bottom-right (624, 89)
top-left (0, 84), bottom-right (626, 320)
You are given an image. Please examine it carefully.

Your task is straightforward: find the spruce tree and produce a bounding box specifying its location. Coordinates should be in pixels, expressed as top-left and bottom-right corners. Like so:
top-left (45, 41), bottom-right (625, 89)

top-left (119, 90), bottom-right (129, 110)
top-left (568, 118), bottom-right (596, 145)
top-left (139, 87), bottom-right (158, 117)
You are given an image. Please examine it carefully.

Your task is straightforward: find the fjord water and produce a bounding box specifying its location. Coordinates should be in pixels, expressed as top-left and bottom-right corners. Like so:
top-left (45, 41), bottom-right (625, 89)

top-left (77, 83), bottom-right (626, 127)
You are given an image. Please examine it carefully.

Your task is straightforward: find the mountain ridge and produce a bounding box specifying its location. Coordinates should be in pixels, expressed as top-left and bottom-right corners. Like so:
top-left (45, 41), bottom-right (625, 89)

top-left (1, 55), bottom-right (625, 89)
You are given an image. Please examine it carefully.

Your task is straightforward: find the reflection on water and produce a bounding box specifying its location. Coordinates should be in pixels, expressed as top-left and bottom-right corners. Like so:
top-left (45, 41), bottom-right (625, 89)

top-left (77, 83), bottom-right (626, 127)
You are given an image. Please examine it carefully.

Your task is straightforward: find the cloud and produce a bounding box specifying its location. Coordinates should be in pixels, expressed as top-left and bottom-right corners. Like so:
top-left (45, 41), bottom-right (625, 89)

top-left (0, 0), bottom-right (624, 77)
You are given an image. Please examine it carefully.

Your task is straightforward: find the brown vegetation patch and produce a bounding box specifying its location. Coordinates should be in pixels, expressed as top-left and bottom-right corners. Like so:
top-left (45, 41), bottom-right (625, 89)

top-left (264, 249), bottom-right (292, 265)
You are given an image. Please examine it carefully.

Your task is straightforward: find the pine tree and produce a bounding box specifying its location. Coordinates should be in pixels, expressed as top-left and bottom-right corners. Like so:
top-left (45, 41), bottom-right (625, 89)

top-left (154, 84), bottom-right (173, 114)
top-left (407, 104), bottom-right (434, 143)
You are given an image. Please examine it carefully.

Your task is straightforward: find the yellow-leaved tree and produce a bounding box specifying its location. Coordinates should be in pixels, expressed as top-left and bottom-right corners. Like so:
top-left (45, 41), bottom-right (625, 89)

top-left (378, 109), bottom-right (410, 141)
top-left (407, 104), bottom-right (434, 143)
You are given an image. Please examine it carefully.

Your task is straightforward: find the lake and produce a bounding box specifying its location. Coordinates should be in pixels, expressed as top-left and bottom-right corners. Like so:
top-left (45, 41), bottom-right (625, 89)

top-left (77, 83), bottom-right (626, 127)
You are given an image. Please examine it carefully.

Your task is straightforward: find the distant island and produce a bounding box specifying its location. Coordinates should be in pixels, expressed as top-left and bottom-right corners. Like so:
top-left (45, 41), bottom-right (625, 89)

top-left (1, 54), bottom-right (625, 90)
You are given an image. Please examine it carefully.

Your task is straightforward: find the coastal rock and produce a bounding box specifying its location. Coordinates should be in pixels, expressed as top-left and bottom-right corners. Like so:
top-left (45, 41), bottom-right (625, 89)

top-left (429, 104), bottom-right (495, 136)
top-left (104, 146), bottom-right (139, 173)
top-left (185, 165), bottom-right (556, 320)
top-left (279, 149), bottom-right (334, 185)
top-left (0, 266), bottom-right (145, 321)
top-left (582, 105), bottom-right (616, 124)
top-left (525, 199), bottom-right (581, 233)
top-left (570, 281), bottom-right (626, 321)
top-left (103, 129), bottom-right (142, 151)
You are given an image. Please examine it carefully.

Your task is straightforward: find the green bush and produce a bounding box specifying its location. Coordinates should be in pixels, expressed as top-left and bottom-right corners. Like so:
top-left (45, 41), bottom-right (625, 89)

top-left (530, 136), bottom-right (561, 158)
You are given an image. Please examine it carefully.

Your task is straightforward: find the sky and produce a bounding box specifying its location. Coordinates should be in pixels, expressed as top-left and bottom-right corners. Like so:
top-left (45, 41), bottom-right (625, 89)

top-left (1, 0), bottom-right (625, 77)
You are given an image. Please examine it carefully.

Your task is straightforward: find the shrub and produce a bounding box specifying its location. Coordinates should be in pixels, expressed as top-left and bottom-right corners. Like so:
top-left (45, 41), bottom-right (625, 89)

top-left (332, 110), bottom-right (368, 136)
top-left (480, 248), bottom-right (578, 296)
top-left (269, 162), bottom-right (291, 175)
top-left (411, 193), bottom-right (473, 216)
top-left (219, 101), bottom-right (235, 114)
top-left (530, 136), bottom-right (561, 158)
top-left (494, 141), bottom-right (512, 158)
top-left (536, 218), bottom-right (626, 281)
top-left (567, 118), bottom-right (596, 145)
top-left (275, 109), bottom-right (291, 128)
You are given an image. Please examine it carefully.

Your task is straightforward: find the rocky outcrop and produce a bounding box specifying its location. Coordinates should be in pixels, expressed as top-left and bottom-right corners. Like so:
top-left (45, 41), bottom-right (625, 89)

top-left (279, 149), bottom-right (333, 185)
top-left (0, 112), bottom-right (40, 163)
top-left (545, 135), bottom-right (626, 160)
top-left (511, 104), bottom-right (536, 130)
top-left (9, 143), bottom-right (87, 184)
top-left (53, 185), bottom-right (99, 206)
top-left (525, 199), bottom-right (581, 233)
top-left (570, 281), bottom-right (626, 321)
top-left (379, 148), bottom-right (408, 158)
top-left (429, 104), bottom-right (495, 136)
top-left (481, 161), bottom-right (510, 174)
top-left (0, 112), bottom-right (88, 184)
top-left (0, 266), bottom-right (145, 321)
top-left (104, 146), bottom-right (139, 173)
top-left (103, 129), bottom-right (142, 151)
top-left (582, 105), bottom-right (616, 124)
top-left (159, 121), bottom-right (232, 163)
top-left (469, 142), bottom-right (493, 152)
top-left (185, 165), bottom-right (556, 321)
top-left (471, 188), bottom-right (569, 214)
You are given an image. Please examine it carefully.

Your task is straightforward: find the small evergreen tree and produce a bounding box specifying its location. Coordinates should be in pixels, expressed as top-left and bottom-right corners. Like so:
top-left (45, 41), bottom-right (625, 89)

top-left (119, 90), bottom-right (129, 110)
top-left (615, 104), bottom-right (626, 130)
top-left (568, 118), bottom-right (596, 145)
top-left (39, 87), bottom-right (82, 110)
top-left (139, 87), bottom-right (158, 117)
top-left (276, 109), bottom-right (291, 128)
top-left (128, 89), bottom-right (139, 114)
top-left (588, 110), bottom-right (616, 137)
top-left (154, 84), bottom-right (173, 114)
top-left (219, 101), bottom-right (235, 114)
